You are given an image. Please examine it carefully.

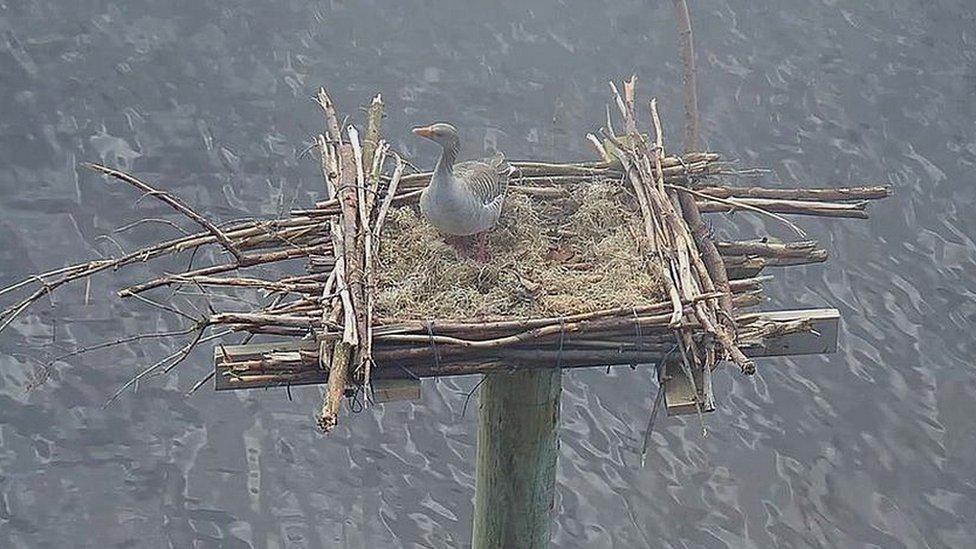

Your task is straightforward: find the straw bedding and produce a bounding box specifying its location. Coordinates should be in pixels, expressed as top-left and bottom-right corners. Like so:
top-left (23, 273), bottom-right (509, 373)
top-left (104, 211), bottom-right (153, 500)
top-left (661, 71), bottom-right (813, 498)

top-left (375, 180), bottom-right (665, 320)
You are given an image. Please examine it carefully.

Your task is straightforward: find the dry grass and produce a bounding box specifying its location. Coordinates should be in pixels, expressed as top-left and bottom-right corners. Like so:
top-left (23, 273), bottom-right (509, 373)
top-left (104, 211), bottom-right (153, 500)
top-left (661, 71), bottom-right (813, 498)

top-left (375, 180), bottom-right (664, 320)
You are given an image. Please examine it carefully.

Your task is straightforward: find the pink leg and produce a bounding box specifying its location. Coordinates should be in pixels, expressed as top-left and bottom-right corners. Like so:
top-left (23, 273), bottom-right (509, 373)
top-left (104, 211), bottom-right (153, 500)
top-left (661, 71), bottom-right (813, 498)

top-left (444, 235), bottom-right (472, 258)
top-left (473, 232), bottom-right (491, 263)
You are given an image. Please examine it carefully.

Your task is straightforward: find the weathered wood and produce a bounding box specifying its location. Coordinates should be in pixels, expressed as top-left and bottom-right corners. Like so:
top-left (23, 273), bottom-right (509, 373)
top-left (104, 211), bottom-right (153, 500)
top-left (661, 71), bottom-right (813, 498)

top-left (663, 359), bottom-right (715, 416)
top-left (742, 308), bottom-right (839, 356)
top-left (214, 309), bottom-right (842, 390)
top-left (698, 185), bottom-right (890, 202)
top-left (697, 197), bottom-right (870, 218)
top-left (362, 94), bottom-right (384, 191)
top-left (318, 340), bottom-right (351, 432)
top-left (472, 368), bottom-right (561, 549)
top-left (663, 308), bottom-right (838, 415)
top-left (372, 378), bottom-right (421, 403)
top-left (716, 239), bottom-right (823, 258)
top-left (319, 143), bottom-right (360, 432)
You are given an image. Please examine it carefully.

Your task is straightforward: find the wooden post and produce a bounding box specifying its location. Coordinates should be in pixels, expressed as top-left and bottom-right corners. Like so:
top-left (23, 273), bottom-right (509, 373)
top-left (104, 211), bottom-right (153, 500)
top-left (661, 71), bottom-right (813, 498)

top-left (472, 368), bottom-right (562, 549)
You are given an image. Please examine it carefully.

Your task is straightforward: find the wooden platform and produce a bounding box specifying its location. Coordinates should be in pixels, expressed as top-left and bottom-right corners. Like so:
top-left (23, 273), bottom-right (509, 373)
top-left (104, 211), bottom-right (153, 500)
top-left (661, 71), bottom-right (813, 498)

top-left (214, 308), bottom-right (839, 399)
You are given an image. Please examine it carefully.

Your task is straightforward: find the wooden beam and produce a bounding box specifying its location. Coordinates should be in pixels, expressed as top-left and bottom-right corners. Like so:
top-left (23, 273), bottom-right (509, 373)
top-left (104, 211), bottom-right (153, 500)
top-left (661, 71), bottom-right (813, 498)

top-left (663, 359), bottom-right (716, 416)
top-left (372, 378), bottom-right (421, 403)
top-left (741, 308), bottom-right (839, 356)
top-left (663, 307), bottom-right (839, 415)
top-left (214, 340), bottom-right (318, 391)
top-left (213, 309), bottom-right (840, 391)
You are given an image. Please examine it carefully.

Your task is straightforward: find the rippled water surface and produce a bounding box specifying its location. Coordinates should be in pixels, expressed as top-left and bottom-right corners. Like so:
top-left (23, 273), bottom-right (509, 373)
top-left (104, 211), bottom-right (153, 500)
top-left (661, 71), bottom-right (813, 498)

top-left (2, 1), bottom-right (975, 547)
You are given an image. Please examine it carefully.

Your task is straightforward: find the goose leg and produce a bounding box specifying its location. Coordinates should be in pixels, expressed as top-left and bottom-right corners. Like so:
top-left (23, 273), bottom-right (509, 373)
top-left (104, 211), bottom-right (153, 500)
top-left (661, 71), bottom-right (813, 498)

top-left (444, 235), bottom-right (472, 258)
top-left (443, 234), bottom-right (489, 262)
top-left (473, 232), bottom-right (491, 263)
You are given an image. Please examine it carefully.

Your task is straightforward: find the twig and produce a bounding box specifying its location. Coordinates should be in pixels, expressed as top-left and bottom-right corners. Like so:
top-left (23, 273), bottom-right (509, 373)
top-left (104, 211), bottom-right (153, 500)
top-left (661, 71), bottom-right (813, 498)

top-left (315, 88), bottom-right (342, 144)
top-left (118, 243), bottom-right (330, 296)
top-left (666, 184), bottom-right (807, 237)
top-left (373, 153), bottom-right (404, 240)
top-left (82, 163), bottom-right (245, 263)
top-left (126, 292), bottom-right (201, 323)
top-left (104, 327), bottom-right (223, 406)
top-left (49, 326), bottom-right (197, 365)
top-left (585, 133), bottom-right (609, 161)
top-left (186, 370), bottom-right (216, 396)
top-left (114, 218), bottom-right (190, 235)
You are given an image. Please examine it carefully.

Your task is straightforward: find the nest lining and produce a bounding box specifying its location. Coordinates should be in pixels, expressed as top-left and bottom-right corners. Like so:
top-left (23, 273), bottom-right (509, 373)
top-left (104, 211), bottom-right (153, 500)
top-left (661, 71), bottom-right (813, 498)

top-left (375, 179), bottom-right (665, 320)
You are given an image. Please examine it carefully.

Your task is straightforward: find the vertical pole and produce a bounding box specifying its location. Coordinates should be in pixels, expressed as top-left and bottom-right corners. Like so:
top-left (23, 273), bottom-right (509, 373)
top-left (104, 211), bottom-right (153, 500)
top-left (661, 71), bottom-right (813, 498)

top-left (472, 368), bottom-right (562, 549)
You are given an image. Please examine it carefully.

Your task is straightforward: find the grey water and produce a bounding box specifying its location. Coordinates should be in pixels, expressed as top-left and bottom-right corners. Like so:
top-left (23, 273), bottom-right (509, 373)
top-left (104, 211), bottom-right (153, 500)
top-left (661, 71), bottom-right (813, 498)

top-left (1, 1), bottom-right (975, 547)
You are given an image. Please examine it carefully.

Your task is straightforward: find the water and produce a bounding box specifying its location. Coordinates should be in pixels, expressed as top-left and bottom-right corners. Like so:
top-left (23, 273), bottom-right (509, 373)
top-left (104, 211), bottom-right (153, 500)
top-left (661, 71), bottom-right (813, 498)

top-left (1, 1), bottom-right (975, 547)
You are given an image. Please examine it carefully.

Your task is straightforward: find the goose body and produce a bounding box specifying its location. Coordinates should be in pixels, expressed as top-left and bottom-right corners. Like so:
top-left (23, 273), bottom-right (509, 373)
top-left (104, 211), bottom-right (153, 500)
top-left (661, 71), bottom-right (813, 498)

top-left (413, 123), bottom-right (510, 236)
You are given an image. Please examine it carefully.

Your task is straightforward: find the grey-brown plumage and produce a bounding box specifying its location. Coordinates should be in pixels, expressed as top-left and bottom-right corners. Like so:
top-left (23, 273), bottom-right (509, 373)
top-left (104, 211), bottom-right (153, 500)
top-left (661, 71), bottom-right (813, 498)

top-left (412, 123), bottom-right (511, 236)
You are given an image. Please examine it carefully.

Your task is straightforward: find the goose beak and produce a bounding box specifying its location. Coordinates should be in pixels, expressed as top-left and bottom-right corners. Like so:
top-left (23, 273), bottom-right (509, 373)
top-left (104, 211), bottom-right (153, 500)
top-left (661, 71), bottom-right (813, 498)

top-left (412, 126), bottom-right (435, 138)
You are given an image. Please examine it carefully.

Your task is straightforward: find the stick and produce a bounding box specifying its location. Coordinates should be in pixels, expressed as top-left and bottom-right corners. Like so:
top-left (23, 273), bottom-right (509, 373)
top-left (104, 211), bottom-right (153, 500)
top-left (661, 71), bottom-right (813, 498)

top-left (585, 133), bottom-right (609, 161)
top-left (118, 243), bottom-right (330, 296)
top-left (373, 153), bottom-right (404, 239)
top-left (346, 127), bottom-right (371, 385)
top-left (315, 88), bottom-right (342, 144)
top-left (716, 239), bottom-right (821, 258)
top-left (318, 340), bottom-right (351, 432)
top-left (672, 0), bottom-right (700, 153)
top-left (697, 185), bottom-right (890, 202)
top-left (695, 197), bottom-right (869, 219)
top-left (319, 142), bottom-right (360, 432)
top-left (362, 94), bottom-right (385, 212)
top-left (83, 163), bottom-right (245, 263)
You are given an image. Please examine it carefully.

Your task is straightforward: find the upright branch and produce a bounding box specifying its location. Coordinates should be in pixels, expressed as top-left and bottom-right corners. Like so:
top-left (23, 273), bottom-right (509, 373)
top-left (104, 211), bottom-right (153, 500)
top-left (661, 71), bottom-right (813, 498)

top-left (672, 0), bottom-right (700, 153)
top-left (315, 88), bottom-right (343, 145)
top-left (362, 94), bottom-right (384, 190)
top-left (359, 98), bottom-right (386, 394)
top-left (669, 0), bottom-right (737, 333)
top-left (609, 78), bottom-right (753, 380)
top-left (318, 142), bottom-right (360, 433)
top-left (314, 90), bottom-right (390, 429)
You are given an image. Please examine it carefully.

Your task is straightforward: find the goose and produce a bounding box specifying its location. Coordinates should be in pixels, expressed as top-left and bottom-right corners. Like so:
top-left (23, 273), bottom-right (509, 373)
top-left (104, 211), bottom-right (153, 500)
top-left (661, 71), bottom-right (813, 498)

top-left (412, 123), bottom-right (511, 259)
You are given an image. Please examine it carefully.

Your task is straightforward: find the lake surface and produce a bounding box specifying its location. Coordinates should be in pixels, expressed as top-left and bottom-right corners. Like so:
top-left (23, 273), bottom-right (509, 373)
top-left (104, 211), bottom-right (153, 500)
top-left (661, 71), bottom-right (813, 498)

top-left (2, 1), bottom-right (975, 547)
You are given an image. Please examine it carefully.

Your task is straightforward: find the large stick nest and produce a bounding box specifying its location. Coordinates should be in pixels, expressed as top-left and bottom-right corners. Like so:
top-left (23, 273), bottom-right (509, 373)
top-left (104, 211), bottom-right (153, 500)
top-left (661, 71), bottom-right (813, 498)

top-left (0, 83), bottom-right (889, 431)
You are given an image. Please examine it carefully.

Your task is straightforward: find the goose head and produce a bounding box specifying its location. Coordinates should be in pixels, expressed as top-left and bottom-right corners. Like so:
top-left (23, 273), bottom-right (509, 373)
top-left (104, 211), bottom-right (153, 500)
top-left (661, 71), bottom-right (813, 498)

top-left (412, 122), bottom-right (459, 150)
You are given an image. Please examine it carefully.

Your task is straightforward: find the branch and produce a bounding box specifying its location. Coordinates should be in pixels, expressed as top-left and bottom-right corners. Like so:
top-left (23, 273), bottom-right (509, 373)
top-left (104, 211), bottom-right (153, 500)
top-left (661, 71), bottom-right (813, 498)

top-left (83, 163), bottom-right (245, 263)
top-left (672, 0), bottom-right (700, 152)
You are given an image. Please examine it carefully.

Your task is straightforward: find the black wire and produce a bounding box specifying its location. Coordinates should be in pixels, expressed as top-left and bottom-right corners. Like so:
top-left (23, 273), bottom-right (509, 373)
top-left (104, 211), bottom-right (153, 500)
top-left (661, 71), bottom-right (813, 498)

top-left (347, 386), bottom-right (365, 413)
top-left (395, 362), bottom-right (421, 381)
top-left (460, 375), bottom-right (489, 419)
top-left (426, 319), bottom-right (441, 371)
top-left (639, 361), bottom-right (667, 467)
top-left (555, 318), bottom-right (566, 370)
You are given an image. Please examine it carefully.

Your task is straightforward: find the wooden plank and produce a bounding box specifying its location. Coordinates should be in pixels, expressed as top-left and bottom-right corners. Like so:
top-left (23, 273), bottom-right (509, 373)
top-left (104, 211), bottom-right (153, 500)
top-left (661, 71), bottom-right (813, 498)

top-left (214, 309), bottom-right (840, 391)
top-left (664, 308), bottom-right (838, 415)
top-left (662, 360), bottom-right (716, 416)
top-left (215, 341), bottom-right (422, 401)
top-left (745, 308), bottom-right (839, 356)
top-left (214, 340), bottom-right (321, 391)
top-left (372, 378), bottom-right (422, 403)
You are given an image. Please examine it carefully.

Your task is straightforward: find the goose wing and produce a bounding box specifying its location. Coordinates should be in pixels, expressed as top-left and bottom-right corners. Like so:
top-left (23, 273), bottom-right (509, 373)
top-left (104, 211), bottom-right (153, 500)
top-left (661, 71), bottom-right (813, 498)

top-left (453, 152), bottom-right (511, 208)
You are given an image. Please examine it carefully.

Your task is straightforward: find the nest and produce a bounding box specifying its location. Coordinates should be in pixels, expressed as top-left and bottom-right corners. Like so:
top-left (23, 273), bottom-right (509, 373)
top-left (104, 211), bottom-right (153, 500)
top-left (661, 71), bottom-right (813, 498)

top-left (0, 83), bottom-right (889, 431)
top-left (375, 182), bottom-right (663, 320)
